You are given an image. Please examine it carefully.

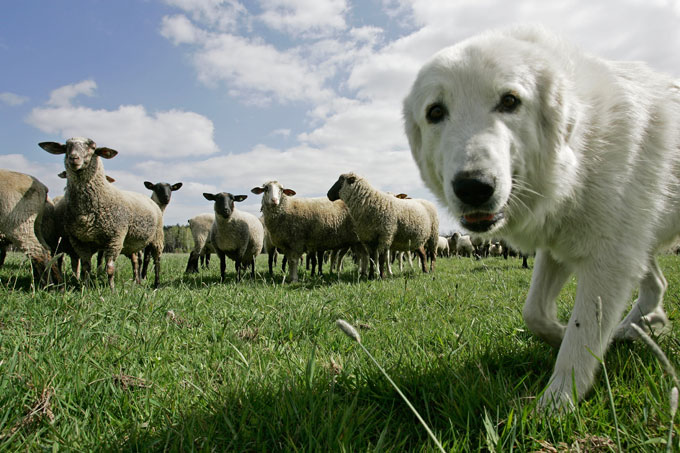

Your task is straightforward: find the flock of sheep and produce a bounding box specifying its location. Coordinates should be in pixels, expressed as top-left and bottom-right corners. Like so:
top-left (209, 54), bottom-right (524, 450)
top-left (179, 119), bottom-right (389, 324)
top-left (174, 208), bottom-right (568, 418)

top-left (0, 137), bottom-right (525, 290)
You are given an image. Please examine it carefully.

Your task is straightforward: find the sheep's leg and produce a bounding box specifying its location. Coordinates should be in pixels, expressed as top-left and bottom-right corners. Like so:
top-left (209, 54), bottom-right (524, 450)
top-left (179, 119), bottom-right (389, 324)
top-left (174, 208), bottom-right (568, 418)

top-left (614, 255), bottom-right (670, 340)
top-left (368, 248), bottom-right (379, 279)
top-left (0, 246), bottom-right (6, 267)
top-left (150, 244), bottom-right (161, 288)
top-left (268, 252), bottom-right (275, 275)
top-left (218, 251), bottom-right (227, 282)
top-left (141, 246), bottom-right (151, 279)
top-left (234, 259), bottom-right (242, 281)
top-left (317, 251), bottom-right (324, 276)
top-left (250, 259), bottom-right (255, 279)
top-left (185, 251), bottom-right (200, 273)
top-left (286, 252), bottom-right (300, 282)
top-left (539, 260), bottom-right (635, 411)
top-left (129, 253), bottom-right (141, 284)
top-left (415, 247), bottom-right (427, 273)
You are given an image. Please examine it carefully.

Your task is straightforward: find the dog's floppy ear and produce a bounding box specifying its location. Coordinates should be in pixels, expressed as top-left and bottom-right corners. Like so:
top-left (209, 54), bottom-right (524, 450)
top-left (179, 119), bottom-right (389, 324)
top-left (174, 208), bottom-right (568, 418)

top-left (537, 70), bottom-right (578, 152)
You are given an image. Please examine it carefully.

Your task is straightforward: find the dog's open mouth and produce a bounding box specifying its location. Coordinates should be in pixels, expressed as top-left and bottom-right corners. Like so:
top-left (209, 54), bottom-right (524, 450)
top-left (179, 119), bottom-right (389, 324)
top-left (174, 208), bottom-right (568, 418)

top-left (460, 211), bottom-right (505, 233)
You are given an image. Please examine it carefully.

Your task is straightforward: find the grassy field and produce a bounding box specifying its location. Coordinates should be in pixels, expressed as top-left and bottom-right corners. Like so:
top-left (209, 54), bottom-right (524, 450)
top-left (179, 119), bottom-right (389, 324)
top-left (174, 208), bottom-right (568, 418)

top-left (0, 251), bottom-right (678, 451)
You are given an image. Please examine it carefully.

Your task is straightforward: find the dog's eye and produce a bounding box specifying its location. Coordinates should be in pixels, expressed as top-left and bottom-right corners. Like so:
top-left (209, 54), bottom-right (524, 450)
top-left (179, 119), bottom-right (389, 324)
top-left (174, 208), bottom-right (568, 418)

top-left (497, 93), bottom-right (521, 113)
top-left (426, 103), bottom-right (447, 124)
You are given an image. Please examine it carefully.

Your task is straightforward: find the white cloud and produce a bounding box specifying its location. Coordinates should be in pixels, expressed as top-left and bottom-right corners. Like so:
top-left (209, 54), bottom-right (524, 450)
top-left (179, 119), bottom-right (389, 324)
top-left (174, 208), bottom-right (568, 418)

top-left (0, 92), bottom-right (29, 106)
top-left (160, 14), bottom-right (205, 45)
top-left (257, 0), bottom-right (348, 37)
top-left (163, 0), bottom-right (248, 32)
top-left (27, 80), bottom-right (219, 158)
top-left (47, 79), bottom-right (97, 107)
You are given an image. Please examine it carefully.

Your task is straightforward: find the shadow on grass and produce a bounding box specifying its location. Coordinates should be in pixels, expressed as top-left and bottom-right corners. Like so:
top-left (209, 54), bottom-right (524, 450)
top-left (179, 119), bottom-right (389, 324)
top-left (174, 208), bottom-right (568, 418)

top-left (110, 343), bottom-right (554, 451)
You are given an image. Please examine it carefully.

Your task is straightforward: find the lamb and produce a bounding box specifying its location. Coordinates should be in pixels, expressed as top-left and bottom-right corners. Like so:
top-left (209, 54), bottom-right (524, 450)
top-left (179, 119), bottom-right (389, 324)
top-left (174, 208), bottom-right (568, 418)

top-left (203, 192), bottom-right (264, 281)
top-left (251, 181), bottom-right (362, 282)
top-left (0, 169), bottom-right (62, 286)
top-left (185, 213), bottom-right (215, 273)
top-left (40, 137), bottom-right (164, 289)
top-left (327, 172), bottom-right (437, 279)
top-left (140, 181), bottom-right (182, 279)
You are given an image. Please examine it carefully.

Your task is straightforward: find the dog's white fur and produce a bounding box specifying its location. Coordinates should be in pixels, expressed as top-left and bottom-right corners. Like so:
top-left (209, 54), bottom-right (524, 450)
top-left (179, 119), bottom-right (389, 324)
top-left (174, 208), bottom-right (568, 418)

top-left (403, 25), bottom-right (680, 410)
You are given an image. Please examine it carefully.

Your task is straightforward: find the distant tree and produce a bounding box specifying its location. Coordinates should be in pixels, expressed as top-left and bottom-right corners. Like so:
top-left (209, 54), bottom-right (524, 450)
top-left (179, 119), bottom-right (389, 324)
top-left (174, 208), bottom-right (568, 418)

top-left (163, 224), bottom-right (193, 253)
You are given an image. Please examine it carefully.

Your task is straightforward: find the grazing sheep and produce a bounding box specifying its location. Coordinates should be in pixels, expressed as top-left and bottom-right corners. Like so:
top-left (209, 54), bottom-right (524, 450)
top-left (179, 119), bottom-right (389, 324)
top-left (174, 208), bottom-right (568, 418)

top-left (456, 235), bottom-right (475, 257)
top-left (140, 181), bottom-right (182, 279)
top-left (0, 169), bottom-right (62, 286)
top-left (40, 137), bottom-right (164, 289)
top-left (185, 213), bottom-right (215, 273)
top-left (327, 172), bottom-right (436, 279)
top-left (251, 181), bottom-right (362, 282)
top-left (203, 192), bottom-right (264, 281)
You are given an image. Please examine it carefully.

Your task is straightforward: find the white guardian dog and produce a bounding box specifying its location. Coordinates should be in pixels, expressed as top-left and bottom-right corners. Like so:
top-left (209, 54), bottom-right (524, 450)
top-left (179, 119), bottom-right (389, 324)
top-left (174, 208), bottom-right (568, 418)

top-left (403, 25), bottom-right (680, 410)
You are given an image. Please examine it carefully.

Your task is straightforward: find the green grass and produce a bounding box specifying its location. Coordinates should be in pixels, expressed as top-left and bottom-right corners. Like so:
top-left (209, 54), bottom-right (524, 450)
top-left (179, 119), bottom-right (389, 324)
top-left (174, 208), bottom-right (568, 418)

top-left (0, 252), bottom-right (678, 451)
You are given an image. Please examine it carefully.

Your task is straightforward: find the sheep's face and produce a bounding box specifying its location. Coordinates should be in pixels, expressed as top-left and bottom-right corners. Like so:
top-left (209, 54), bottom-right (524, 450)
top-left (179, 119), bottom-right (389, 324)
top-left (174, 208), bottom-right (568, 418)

top-left (39, 137), bottom-right (118, 173)
top-left (145, 181), bottom-right (183, 207)
top-left (327, 173), bottom-right (358, 202)
top-left (251, 181), bottom-right (296, 209)
top-left (203, 192), bottom-right (246, 219)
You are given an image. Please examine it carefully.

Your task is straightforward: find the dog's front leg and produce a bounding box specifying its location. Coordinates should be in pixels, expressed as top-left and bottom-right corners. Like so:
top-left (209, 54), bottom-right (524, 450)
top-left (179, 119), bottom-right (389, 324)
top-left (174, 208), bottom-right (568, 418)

top-left (539, 263), bottom-right (634, 411)
top-left (522, 249), bottom-right (572, 348)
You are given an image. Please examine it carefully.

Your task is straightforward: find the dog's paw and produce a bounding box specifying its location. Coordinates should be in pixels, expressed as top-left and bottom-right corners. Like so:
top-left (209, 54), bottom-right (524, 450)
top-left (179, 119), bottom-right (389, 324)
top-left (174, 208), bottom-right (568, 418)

top-left (614, 306), bottom-right (670, 340)
top-left (537, 379), bottom-right (577, 413)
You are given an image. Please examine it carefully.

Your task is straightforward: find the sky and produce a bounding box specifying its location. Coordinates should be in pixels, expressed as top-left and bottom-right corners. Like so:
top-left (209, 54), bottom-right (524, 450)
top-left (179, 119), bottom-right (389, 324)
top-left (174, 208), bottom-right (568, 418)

top-left (2, 0), bottom-right (680, 232)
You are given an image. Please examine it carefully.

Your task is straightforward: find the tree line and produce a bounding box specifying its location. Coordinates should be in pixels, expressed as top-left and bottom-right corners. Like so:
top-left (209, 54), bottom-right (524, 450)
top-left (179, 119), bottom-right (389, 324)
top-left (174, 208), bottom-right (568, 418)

top-left (163, 224), bottom-right (193, 253)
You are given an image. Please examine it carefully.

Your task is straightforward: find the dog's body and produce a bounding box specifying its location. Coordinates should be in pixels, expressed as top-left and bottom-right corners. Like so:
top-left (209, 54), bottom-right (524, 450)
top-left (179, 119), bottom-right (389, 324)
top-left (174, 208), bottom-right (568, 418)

top-left (403, 25), bottom-right (680, 410)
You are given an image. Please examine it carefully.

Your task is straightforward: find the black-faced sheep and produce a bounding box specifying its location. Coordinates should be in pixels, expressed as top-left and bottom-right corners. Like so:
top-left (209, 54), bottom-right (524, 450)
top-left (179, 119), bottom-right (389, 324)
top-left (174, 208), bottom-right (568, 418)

top-left (203, 192), bottom-right (264, 281)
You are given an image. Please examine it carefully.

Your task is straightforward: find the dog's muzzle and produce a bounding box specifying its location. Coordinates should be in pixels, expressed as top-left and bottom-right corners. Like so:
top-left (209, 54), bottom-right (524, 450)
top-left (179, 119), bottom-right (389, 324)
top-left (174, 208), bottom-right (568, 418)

top-left (452, 171), bottom-right (504, 232)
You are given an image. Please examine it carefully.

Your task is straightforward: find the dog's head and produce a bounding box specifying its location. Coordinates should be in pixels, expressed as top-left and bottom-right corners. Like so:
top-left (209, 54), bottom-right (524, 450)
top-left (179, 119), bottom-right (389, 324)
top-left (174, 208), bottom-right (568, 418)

top-left (403, 26), bottom-right (581, 235)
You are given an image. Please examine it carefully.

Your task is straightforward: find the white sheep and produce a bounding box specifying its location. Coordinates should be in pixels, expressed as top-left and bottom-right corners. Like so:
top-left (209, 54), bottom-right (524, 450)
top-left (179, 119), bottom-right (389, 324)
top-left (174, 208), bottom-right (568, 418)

top-left (327, 172), bottom-right (436, 278)
top-left (251, 181), bottom-right (362, 282)
top-left (0, 169), bottom-right (62, 286)
top-left (185, 213), bottom-right (215, 273)
top-left (437, 236), bottom-right (450, 257)
top-left (40, 137), bottom-right (164, 289)
top-left (203, 192), bottom-right (264, 281)
top-left (456, 234), bottom-right (474, 257)
top-left (489, 242), bottom-right (503, 256)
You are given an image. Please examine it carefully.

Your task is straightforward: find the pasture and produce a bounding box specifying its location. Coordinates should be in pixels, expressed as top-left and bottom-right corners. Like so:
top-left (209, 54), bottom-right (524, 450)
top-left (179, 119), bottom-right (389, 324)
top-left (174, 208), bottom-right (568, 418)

top-left (0, 252), bottom-right (678, 451)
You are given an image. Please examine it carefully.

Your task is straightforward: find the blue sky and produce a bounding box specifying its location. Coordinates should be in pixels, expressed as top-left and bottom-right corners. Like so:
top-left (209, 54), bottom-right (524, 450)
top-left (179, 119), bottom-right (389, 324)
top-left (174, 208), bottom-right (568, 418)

top-left (2, 0), bottom-right (680, 231)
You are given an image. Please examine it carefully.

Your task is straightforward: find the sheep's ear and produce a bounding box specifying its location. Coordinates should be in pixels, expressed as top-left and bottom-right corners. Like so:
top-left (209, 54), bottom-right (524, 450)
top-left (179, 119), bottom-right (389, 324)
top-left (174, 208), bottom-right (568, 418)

top-left (96, 147), bottom-right (118, 159)
top-left (171, 182), bottom-right (183, 191)
top-left (203, 193), bottom-right (216, 201)
top-left (251, 187), bottom-right (265, 195)
top-left (106, 175), bottom-right (116, 183)
top-left (395, 193), bottom-right (409, 199)
top-left (282, 188), bottom-right (296, 196)
top-left (57, 171), bottom-right (67, 179)
top-left (144, 181), bottom-right (155, 190)
top-left (234, 195), bottom-right (247, 202)
top-left (40, 142), bottom-right (66, 155)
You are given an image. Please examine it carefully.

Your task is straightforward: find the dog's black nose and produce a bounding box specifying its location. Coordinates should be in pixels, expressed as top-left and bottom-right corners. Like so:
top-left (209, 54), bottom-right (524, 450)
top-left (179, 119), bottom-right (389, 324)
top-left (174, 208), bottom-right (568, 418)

top-left (452, 171), bottom-right (496, 207)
